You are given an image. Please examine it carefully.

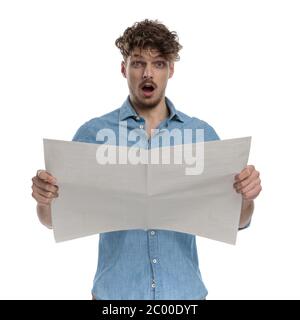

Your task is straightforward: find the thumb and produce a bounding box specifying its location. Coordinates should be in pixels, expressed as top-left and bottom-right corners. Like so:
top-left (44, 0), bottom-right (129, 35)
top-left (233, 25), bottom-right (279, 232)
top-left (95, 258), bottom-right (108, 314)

top-left (37, 169), bottom-right (57, 185)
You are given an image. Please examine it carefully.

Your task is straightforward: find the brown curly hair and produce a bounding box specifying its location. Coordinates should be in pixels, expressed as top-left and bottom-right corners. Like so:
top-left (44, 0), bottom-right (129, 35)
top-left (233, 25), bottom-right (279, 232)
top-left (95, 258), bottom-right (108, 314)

top-left (115, 19), bottom-right (182, 62)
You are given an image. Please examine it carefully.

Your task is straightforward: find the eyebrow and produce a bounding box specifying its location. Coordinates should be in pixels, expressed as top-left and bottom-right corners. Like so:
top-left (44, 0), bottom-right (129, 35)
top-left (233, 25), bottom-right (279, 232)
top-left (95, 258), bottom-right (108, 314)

top-left (131, 54), bottom-right (166, 60)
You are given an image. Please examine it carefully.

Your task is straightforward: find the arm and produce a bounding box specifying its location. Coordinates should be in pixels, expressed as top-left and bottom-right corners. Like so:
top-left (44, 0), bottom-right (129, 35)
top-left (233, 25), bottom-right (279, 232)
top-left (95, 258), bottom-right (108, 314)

top-left (32, 170), bottom-right (58, 229)
top-left (239, 199), bottom-right (254, 229)
top-left (36, 203), bottom-right (53, 229)
top-left (234, 165), bottom-right (262, 229)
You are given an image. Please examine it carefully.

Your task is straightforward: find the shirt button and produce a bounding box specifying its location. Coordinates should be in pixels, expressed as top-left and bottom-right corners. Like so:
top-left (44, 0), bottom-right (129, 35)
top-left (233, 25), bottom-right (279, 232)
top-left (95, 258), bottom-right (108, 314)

top-left (151, 283), bottom-right (156, 288)
top-left (139, 125), bottom-right (144, 129)
top-left (136, 116), bottom-right (140, 120)
top-left (150, 231), bottom-right (155, 235)
top-left (152, 259), bottom-right (157, 264)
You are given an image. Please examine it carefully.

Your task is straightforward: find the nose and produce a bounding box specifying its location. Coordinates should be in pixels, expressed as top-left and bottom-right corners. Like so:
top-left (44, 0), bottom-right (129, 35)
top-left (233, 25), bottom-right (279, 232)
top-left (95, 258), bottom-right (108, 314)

top-left (142, 64), bottom-right (153, 79)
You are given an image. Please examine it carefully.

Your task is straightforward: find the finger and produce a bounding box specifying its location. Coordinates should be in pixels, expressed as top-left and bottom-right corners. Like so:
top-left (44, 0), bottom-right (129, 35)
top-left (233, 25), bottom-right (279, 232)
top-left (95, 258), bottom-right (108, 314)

top-left (234, 170), bottom-right (260, 191)
top-left (32, 176), bottom-right (58, 193)
top-left (36, 170), bottom-right (57, 185)
top-left (33, 188), bottom-right (57, 203)
top-left (32, 184), bottom-right (58, 198)
top-left (235, 165), bottom-right (255, 182)
top-left (238, 177), bottom-right (261, 194)
top-left (242, 184), bottom-right (262, 201)
top-left (32, 191), bottom-right (52, 206)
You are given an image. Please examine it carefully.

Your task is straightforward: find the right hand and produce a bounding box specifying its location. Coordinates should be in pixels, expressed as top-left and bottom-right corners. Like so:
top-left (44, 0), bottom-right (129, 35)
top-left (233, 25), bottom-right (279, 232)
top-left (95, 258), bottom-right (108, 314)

top-left (31, 170), bottom-right (59, 207)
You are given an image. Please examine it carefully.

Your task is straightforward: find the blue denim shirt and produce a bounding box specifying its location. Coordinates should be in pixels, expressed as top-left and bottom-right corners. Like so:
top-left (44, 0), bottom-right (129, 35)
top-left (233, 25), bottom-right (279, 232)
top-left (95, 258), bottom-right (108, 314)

top-left (72, 96), bottom-right (220, 300)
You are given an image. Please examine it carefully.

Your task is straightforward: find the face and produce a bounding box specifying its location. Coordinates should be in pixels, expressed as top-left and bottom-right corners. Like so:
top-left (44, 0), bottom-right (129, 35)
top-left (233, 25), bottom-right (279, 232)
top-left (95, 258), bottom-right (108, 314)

top-left (121, 47), bottom-right (174, 109)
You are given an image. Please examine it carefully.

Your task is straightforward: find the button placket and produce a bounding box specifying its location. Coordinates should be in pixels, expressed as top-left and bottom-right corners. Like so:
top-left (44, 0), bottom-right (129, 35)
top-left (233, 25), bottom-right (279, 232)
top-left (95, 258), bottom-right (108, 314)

top-left (148, 228), bottom-right (158, 292)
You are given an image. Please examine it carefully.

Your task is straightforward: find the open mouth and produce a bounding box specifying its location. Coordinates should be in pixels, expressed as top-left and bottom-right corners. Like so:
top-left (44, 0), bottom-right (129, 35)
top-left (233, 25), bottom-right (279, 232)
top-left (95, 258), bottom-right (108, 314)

top-left (141, 83), bottom-right (155, 94)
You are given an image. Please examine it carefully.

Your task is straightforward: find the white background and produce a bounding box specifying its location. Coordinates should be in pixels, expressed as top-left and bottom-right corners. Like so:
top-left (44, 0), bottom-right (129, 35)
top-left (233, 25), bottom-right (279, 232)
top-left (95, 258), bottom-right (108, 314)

top-left (0, 0), bottom-right (299, 299)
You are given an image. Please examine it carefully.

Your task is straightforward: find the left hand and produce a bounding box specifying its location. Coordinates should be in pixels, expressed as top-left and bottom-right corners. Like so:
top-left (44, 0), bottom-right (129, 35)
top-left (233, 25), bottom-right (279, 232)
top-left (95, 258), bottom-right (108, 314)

top-left (233, 165), bottom-right (262, 201)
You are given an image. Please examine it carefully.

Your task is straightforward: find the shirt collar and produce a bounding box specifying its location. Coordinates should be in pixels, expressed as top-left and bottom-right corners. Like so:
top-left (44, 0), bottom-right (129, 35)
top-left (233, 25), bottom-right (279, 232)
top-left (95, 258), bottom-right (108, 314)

top-left (165, 96), bottom-right (184, 123)
top-left (119, 96), bottom-right (184, 123)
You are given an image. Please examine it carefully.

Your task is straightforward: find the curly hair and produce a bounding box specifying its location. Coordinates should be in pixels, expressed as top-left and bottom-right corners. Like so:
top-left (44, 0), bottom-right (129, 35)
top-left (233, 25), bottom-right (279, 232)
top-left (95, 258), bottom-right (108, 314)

top-left (115, 19), bottom-right (182, 62)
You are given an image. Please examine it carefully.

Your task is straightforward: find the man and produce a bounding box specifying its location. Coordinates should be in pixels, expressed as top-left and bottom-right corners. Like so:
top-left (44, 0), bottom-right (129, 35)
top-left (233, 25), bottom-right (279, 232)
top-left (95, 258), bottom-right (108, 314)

top-left (31, 19), bottom-right (262, 300)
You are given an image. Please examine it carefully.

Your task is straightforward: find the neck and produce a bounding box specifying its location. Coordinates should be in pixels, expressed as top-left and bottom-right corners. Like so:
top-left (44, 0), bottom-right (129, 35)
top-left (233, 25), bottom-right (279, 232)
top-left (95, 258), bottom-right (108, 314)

top-left (129, 96), bottom-right (170, 123)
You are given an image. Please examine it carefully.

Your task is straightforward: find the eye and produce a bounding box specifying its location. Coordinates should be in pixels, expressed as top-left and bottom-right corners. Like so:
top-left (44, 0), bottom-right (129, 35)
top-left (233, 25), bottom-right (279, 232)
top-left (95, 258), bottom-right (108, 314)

top-left (131, 61), bottom-right (143, 68)
top-left (155, 61), bottom-right (166, 68)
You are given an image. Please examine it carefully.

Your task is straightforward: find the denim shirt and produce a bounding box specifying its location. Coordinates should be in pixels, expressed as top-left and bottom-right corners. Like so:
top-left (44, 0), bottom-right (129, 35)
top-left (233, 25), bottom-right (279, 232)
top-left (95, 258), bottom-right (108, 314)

top-left (72, 96), bottom-right (220, 300)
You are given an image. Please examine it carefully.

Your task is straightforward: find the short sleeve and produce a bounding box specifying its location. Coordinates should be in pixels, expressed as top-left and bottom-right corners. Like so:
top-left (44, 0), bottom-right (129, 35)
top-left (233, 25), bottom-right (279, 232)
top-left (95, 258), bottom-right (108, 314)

top-left (191, 117), bottom-right (220, 142)
top-left (203, 122), bottom-right (220, 141)
top-left (72, 121), bottom-right (95, 143)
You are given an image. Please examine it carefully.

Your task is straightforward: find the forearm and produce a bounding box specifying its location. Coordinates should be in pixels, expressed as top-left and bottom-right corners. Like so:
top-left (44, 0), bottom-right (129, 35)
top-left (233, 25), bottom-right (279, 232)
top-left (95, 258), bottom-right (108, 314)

top-left (239, 199), bottom-right (254, 229)
top-left (37, 203), bottom-right (53, 229)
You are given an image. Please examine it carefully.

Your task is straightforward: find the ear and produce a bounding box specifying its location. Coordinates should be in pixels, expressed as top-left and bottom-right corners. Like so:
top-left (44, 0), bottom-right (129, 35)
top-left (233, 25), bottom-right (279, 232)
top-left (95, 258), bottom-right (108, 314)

top-left (169, 62), bottom-right (175, 79)
top-left (121, 61), bottom-right (127, 78)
